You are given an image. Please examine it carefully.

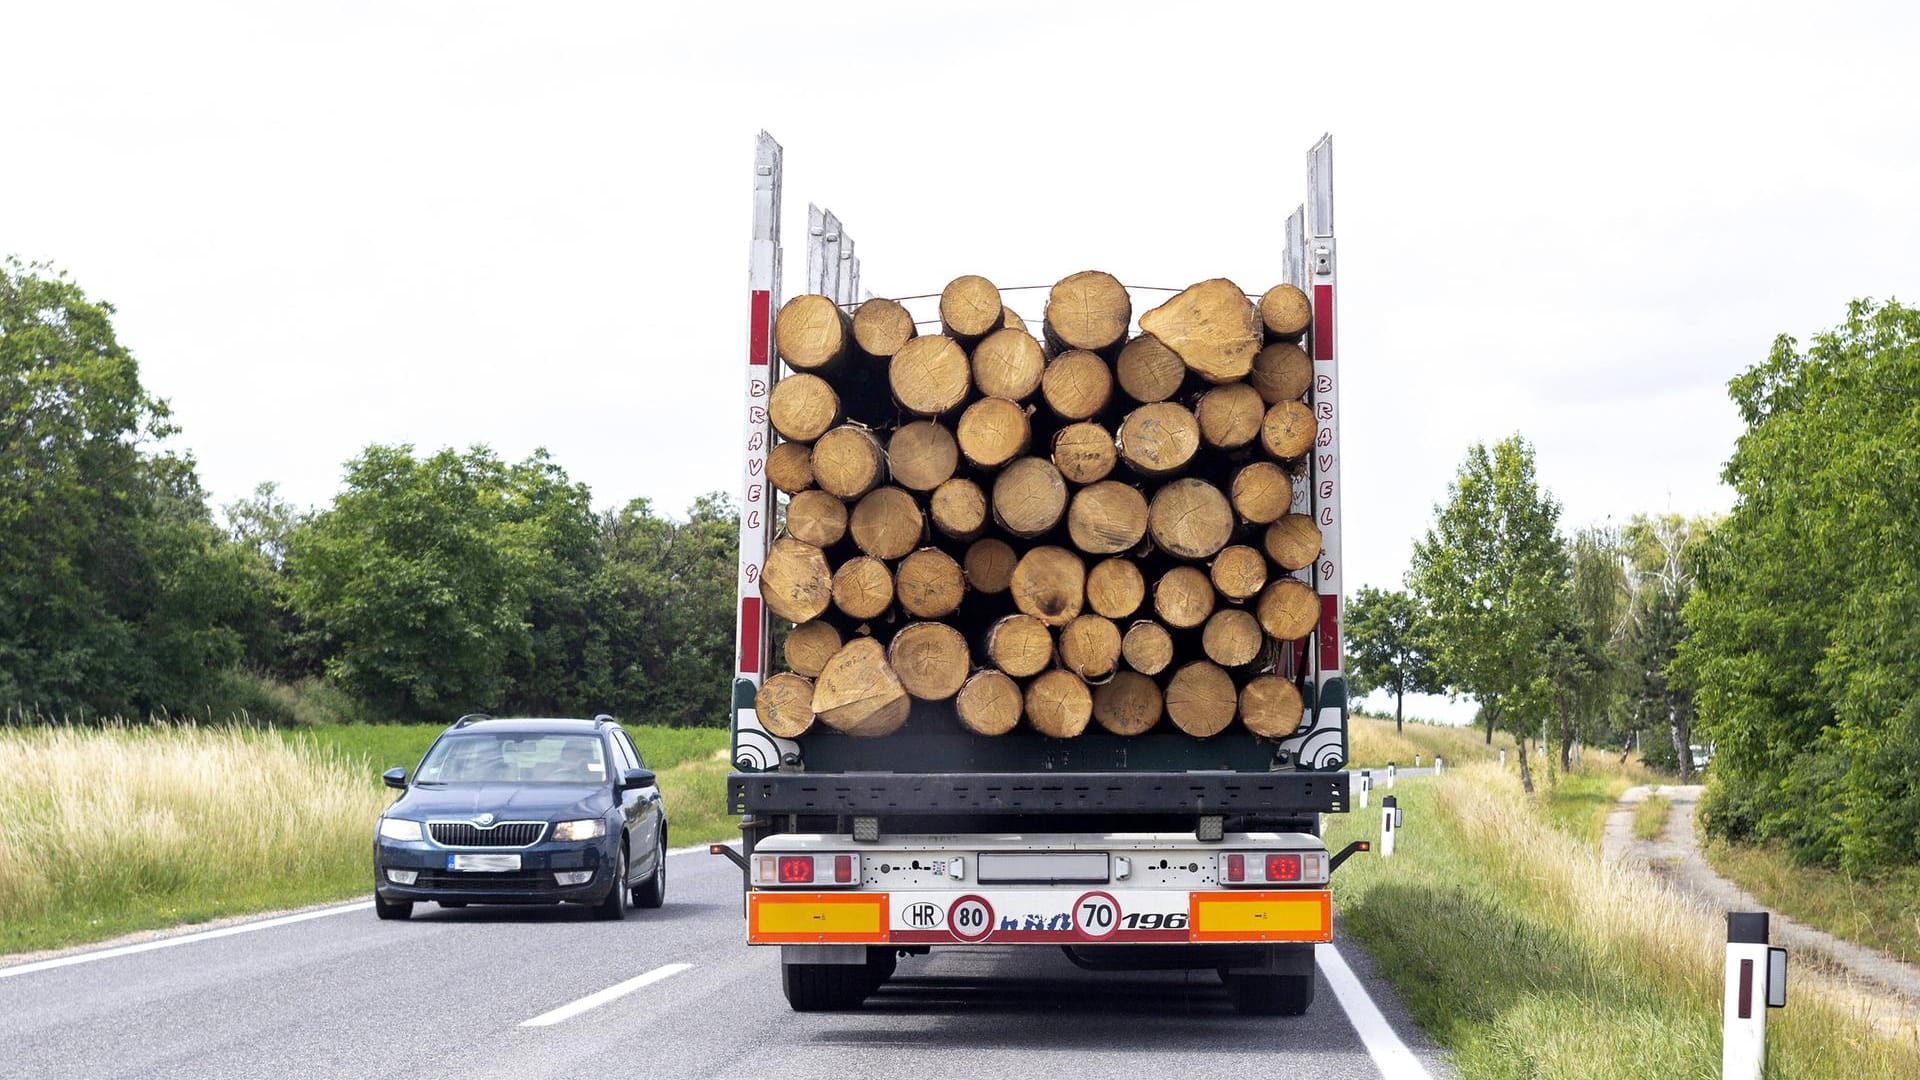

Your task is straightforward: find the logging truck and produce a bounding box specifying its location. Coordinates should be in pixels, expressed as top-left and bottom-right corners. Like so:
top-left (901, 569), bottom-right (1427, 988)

top-left (717, 132), bottom-right (1360, 1016)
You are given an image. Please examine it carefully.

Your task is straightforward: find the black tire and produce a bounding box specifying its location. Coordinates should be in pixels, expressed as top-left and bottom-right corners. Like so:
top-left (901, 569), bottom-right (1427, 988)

top-left (438, 901), bottom-right (468, 909)
top-left (591, 843), bottom-right (628, 921)
top-left (864, 947), bottom-right (898, 991)
top-left (374, 896), bottom-right (413, 921)
top-left (782, 963), bottom-right (871, 1012)
top-left (633, 834), bottom-right (666, 909)
top-left (1223, 971), bottom-right (1315, 1016)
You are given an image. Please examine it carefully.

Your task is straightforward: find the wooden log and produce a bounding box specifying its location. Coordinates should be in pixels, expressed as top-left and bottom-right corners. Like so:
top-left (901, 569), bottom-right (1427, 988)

top-left (754, 672), bottom-right (816, 738)
top-left (985, 613), bottom-right (1054, 677)
top-left (832, 555), bottom-right (895, 620)
top-left (887, 420), bottom-right (959, 492)
top-left (1258, 284), bottom-right (1312, 341)
top-left (1165, 660), bottom-right (1237, 737)
top-left (896, 547), bottom-right (966, 619)
top-left (1230, 461), bottom-right (1293, 524)
top-left (1010, 544), bottom-right (1085, 627)
top-left (964, 538), bottom-right (1018, 594)
top-left (1041, 349), bottom-right (1114, 422)
top-left (971, 328), bottom-right (1045, 401)
top-left (1250, 341), bottom-right (1312, 404)
top-left (774, 294), bottom-right (852, 372)
top-left (1256, 578), bottom-right (1320, 641)
top-left (1120, 620), bottom-right (1174, 675)
top-left (956, 397), bottom-right (1030, 469)
top-left (1000, 308), bottom-right (1028, 333)
top-left (1117, 402), bottom-right (1200, 477)
top-left (850, 486), bottom-right (924, 560)
top-left (1092, 670), bottom-right (1162, 736)
top-left (890, 335), bottom-right (972, 417)
top-left (767, 441), bottom-right (815, 495)
top-left (1148, 478), bottom-right (1235, 560)
top-left (783, 621), bottom-right (842, 679)
top-left (1138, 279), bottom-right (1261, 384)
top-left (1025, 669), bottom-right (1092, 739)
top-left (785, 489), bottom-right (848, 548)
top-left (768, 373), bottom-right (841, 443)
top-left (1196, 382), bottom-right (1265, 450)
top-left (889, 621), bottom-right (971, 701)
top-left (956, 670), bottom-right (1022, 736)
top-left (1051, 422), bottom-right (1117, 485)
top-left (811, 425), bottom-right (887, 499)
top-left (940, 275), bottom-right (1004, 341)
top-left (852, 297), bottom-right (917, 358)
top-left (1115, 334), bottom-right (1185, 403)
top-left (1153, 565), bottom-right (1215, 629)
top-left (1066, 480), bottom-right (1149, 555)
top-left (1201, 608), bottom-right (1263, 667)
top-left (1058, 614), bottom-right (1122, 679)
top-left (1240, 675), bottom-right (1304, 738)
top-left (1210, 544), bottom-right (1269, 602)
top-left (1263, 513), bottom-right (1323, 571)
top-left (1260, 399), bottom-right (1315, 460)
top-left (762, 538), bottom-right (832, 623)
top-left (1086, 556), bottom-right (1146, 619)
top-left (991, 457), bottom-right (1068, 538)
top-left (1044, 270), bottom-right (1131, 353)
top-left (930, 478), bottom-right (988, 540)
top-left (812, 637), bottom-right (910, 736)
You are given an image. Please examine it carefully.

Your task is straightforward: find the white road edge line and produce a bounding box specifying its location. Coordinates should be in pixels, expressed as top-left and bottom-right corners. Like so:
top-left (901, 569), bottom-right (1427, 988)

top-left (0, 902), bottom-right (374, 980)
top-left (1316, 942), bottom-right (1434, 1080)
top-left (521, 963), bottom-right (693, 1027)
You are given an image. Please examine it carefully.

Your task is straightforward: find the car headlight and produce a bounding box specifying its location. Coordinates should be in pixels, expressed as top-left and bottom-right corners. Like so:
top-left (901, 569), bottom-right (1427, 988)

top-left (552, 819), bottom-right (607, 841)
top-left (378, 818), bottom-right (423, 842)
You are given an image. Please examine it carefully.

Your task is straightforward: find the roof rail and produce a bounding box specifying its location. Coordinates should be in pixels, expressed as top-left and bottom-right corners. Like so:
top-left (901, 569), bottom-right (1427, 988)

top-left (592, 713), bottom-right (616, 725)
top-left (453, 713), bottom-right (493, 727)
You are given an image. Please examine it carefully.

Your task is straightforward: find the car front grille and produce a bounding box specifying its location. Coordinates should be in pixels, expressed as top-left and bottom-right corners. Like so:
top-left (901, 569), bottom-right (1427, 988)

top-left (428, 821), bottom-right (547, 847)
top-left (414, 870), bottom-right (558, 890)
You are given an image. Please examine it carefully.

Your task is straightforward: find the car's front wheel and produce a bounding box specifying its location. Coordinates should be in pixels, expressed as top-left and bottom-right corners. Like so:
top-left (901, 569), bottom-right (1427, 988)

top-left (633, 834), bottom-right (666, 909)
top-left (592, 842), bottom-right (628, 921)
top-left (374, 896), bottom-right (413, 921)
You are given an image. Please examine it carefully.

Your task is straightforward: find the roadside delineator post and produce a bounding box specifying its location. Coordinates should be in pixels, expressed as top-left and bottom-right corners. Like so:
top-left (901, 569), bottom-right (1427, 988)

top-left (1500, 748), bottom-right (1507, 768)
top-left (1724, 911), bottom-right (1787, 1080)
top-left (1434, 755), bottom-right (1443, 776)
top-left (1414, 753), bottom-right (1422, 768)
top-left (1387, 762), bottom-right (1397, 788)
top-left (1380, 795), bottom-right (1399, 858)
top-left (1357, 769), bottom-right (1371, 808)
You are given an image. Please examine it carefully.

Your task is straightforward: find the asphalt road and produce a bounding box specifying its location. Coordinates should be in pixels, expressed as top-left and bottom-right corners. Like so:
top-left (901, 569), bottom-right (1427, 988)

top-left (0, 834), bottom-right (1448, 1079)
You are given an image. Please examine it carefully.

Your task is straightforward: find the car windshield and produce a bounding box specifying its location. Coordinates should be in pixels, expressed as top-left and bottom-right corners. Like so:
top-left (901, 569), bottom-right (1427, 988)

top-left (415, 733), bottom-right (607, 784)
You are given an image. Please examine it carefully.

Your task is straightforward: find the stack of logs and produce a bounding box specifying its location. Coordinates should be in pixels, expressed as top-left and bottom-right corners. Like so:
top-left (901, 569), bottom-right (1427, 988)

top-left (754, 271), bottom-right (1321, 743)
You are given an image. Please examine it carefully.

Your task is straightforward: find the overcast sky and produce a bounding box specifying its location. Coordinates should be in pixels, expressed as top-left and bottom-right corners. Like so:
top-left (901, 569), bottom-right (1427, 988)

top-left (8, 1), bottom-right (1918, 717)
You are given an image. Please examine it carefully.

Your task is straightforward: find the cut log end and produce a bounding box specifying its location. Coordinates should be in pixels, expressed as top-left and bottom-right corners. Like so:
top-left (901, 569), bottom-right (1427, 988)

top-left (1209, 544), bottom-right (1269, 602)
top-left (1116, 334), bottom-right (1186, 403)
top-left (1086, 556), bottom-right (1146, 619)
top-left (774, 294), bottom-right (852, 371)
top-left (1196, 382), bottom-right (1265, 450)
top-left (940, 275), bottom-right (1004, 340)
top-left (1139, 279), bottom-right (1261, 384)
top-left (1251, 342), bottom-right (1312, 404)
top-left (889, 621), bottom-right (971, 701)
top-left (1256, 578), bottom-right (1320, 641)
top-left (1153, 565), bottom-right (1216, 629)
top-left (1165, 661), bottom-right (1238, 738)
top-left (1010, 545), bottom-right (1086, 627)
top-left (1041, 350), bottom-right (1114, 422)
top-left (850, 486), bottom-right (925, 560)
top-left (755, 672), bottom-right (816, 738)
top-left (1148, 478), bottom-right (1235, 560)
top-left (852, 297), bottom-right (918, 358)
top-left (890, 335), bottom-right (972, 417)
top-left (785, 489), bottom-right (848, 548)
top-left (1092, 670), bottom-right (1163, 737)
top-left (767, 441), bottom-right (816, 495)
top-left (762, 538), bottom-right (833, 623)
top-left (1259, 284), bottom-right (1312, 340)
top-left (964, 538), bottom-right (1019, 594)
top-left (1240, 675), bottom-right (1304, 738)
top-left (831, 555), bottom-right (895, 620)
top-left (886, 420), bottom-right (960, 492)
top-left (782, 621), bottom-right (843, 679)
top-left (986, 613), bottom-right (1054, 678)
top-left (1045, 270), bottom-right (1131, 353)
top-left (992, 457), bottom-right (1068, 539)
top-left (1025, 669), bottom-right (1092, 739)
top-left (1058, 614), bottom-right (1122, 680)
top-left (1051, 422), bottom-right (1118, 485)
top-left (957, 397), bottom-right (1032, 470)
top-left (971, 328), bottom-right (1046, 401)
top-left (1067, 480), bottom-right (1149, 556)
top-left (930, 478), bottom-right (988, 540)
top-left (1118, 402), bottom-right (1200, 477)
top-left (1263, 513), bottom-right (1323, 571)
top-left (1261, 400), bottom-right (1315, 460)
top-left (812, 637), bottom-right (910, 737)
top-left (811, 425), bottom-right (888, 500)
top-left (1201, 608), bottom-right (1264, 667)
top-left (1121, 620), bottom-right (1175, 676)
top-left (897, 547), bottom-right (966, 619)
top-left (956, 670), bottom-right (1023, 736)
top-left (768, 372), bottom-right (841, 443)
top-left (1230, 462), bottom-right (1294, 525)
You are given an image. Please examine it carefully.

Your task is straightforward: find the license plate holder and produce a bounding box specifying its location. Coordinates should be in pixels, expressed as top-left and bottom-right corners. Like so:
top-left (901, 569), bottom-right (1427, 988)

top-left (450, 853), bottom-right (521, 872)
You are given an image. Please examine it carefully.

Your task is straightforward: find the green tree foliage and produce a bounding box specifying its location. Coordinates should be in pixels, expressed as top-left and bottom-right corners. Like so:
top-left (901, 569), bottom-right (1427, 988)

top-left (1679, 299), bottom-right (1920, 873)
top-left (1616, 515), bottom-right (1708, 777)
top-left (1558, 526), bottom-right (1631, 768)
top-left (1344, 587), bottom-right (1437, 731)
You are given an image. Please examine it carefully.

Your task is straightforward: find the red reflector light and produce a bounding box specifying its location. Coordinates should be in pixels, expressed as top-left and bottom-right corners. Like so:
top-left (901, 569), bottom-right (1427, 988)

top-left (833, 855), bottom-right (854, 883)
top-left (777, 856), bottom-right (814, 883)
top-left (1224, 853), bottom-right (1245, 882)
top-left (1266, 854), bottom-right (1302, 882)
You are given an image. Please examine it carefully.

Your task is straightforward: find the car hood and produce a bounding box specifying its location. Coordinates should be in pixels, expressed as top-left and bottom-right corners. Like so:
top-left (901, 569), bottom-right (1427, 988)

top-left (390, 783), bottom-right (610, 822)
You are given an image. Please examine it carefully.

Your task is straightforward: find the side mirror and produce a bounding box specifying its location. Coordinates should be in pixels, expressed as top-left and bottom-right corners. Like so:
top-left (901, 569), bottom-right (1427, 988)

top-left (382, 767), bottom-right (408, 790)
top-left (622, 768), bottom-right (656, 789)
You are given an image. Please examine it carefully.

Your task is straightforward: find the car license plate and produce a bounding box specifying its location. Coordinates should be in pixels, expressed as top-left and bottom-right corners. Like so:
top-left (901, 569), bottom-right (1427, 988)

top-left (449, 853), bottom-right (521, 872)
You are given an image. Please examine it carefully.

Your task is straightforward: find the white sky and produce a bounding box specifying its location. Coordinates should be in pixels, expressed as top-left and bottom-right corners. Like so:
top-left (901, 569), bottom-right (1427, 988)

top-left (8, 1), bottom-right (1918, 722)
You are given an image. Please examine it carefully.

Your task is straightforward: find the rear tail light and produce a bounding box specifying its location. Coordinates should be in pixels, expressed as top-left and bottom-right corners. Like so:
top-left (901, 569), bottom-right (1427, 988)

top-left (1266, 854), bottom-right (1302, 882)
top-left (753, 852), bottom-right (863, 888)
top-left (834, 855), bottom-right (855, 883)
top-left (1224, 853), bottom-right (1245, 882)
top-left (1218, 850), bottom-right (1326, 886)
top-left (777, 856), bottom-right (813, 883)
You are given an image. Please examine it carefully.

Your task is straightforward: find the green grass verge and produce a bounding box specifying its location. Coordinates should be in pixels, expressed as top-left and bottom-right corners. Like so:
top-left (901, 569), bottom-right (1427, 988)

top-left (1703, 836), bottom-right (1920, 967)
top-left (1633, 795), bottom-right (1672, 842)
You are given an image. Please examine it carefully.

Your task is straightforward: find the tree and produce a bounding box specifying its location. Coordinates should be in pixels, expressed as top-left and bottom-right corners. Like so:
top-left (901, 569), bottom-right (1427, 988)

top-left (1617, 515), bottom-right (1706, 779)
top-left (1408, 436), bottom-right (1570, 792)
top-left (1561, 526), bottom-right (1632, 769)
top-left (1344, 587), bottom-right (1437, 732)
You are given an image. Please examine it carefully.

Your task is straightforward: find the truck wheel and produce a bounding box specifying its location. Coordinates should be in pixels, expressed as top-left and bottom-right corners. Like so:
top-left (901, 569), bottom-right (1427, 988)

top-left (373, 896), bottom-right (413, 921)
top-left (782, 963), bottom-right (871, 1012)
top-left (864, 947), bottom-right (898, 991)
top-left (1223, 971), bottom-right (1314, 1016)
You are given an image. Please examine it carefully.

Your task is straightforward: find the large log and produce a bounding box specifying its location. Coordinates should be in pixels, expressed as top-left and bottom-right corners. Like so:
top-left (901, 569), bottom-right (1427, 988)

top-left (1120, 620), bottom-right (1175, 675)
top-left (971, 328), bottom-right (1046, 401)
top-left (1260, 399), bottom-right (1315, 460)
top-left (964, 538), bottom-right (1018, 594)
top-left (769, 373), bottom-right (841, 443)
top-left (1148, 478), bottom-right (1235, 560)
top-left (850, 486), bottom-right (924, 560)
top-left (985, 613), bottom-right (1054, 677)
top-left (956, 670), bottom-right (1022, 736)
top-left (1201, 608), bottom-right (1263, 667)
top-left (785, 489), bottom-right (848, 548)
top-left (1230, 461), bottom-right (1294, 524)
top-left (1165, 660), bottom-right (1238, 737)
top-left (1263, 514), bottom-right (1323, 571)
top-left (1044, 270), bottom-right (1131, 353)
top-left (992, 456), bottom-right (1068, 538)
top-left (891, 335), bottom-right (972, 417)
top-left (812, 637), bottom-right (911, 736)
top-left (956, 397), bottom-right (1031, 469)
top-left (1139, 279), bottom-right (1261, 384)
top-left (811, 425), bottom-right (887, 499)
top-left (1240, 675), bottom-right (1304, 738)
top-left (897, 547), bottom-right (966, 619)
top-left (1058, 614), bottom-right (1122, 680)
top-left (832, 555), bottom-right (895, 620)
top-left (1115, 334), bottom-right (1185, 403)
top-left (761, 538), bottom-right (832, 623)
top-left (852, 297), bottom-right (917, 357)
top-left (1066, 480), bottom-right (1149, 556)
top-left (1209, 544), bottom-right (1269, 602)
top-left (940, 275), bottom-right (1004, 341)
top-left (890, 621), bottom-right (971, 701)
top-left (1010, 544), bottom-right (1085, 627)
top-left (1086, 556), bottom-right (1146, 619)
top-left (754, 672), bottom-right (816, 738)
top-left (1258, 284), bottom-right (1312, 341)
top-left (767, 441), bottom-right (815, 495)
top-left (774, 294), bottom-right (852, 372)
top-left (1041, 350), bottom-right (1114, 421)
top-left (1256, 578), bottom-right (1320, 641)
top-left (1250, 341), bottom-right (1312, 403)
top-left (930, 478), bottom-right (988, 540)
top-left (1196, 382), bottom-right (1265, 450)
top-left (783, 620), bottom-right (843, 678)
top-left (887, 420), bottom-right (960, 492)
top-left (1117, 402), bottom-right (1200, 477)
top-left (1052, 421), bottom-right (1118, 485)
top-left (1025, 669), bottom-right (1092, 739)
top-left (1092, 670), bottom-right (1163, 736)
top-left (1153, 565), bottom-right (1215, 629)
